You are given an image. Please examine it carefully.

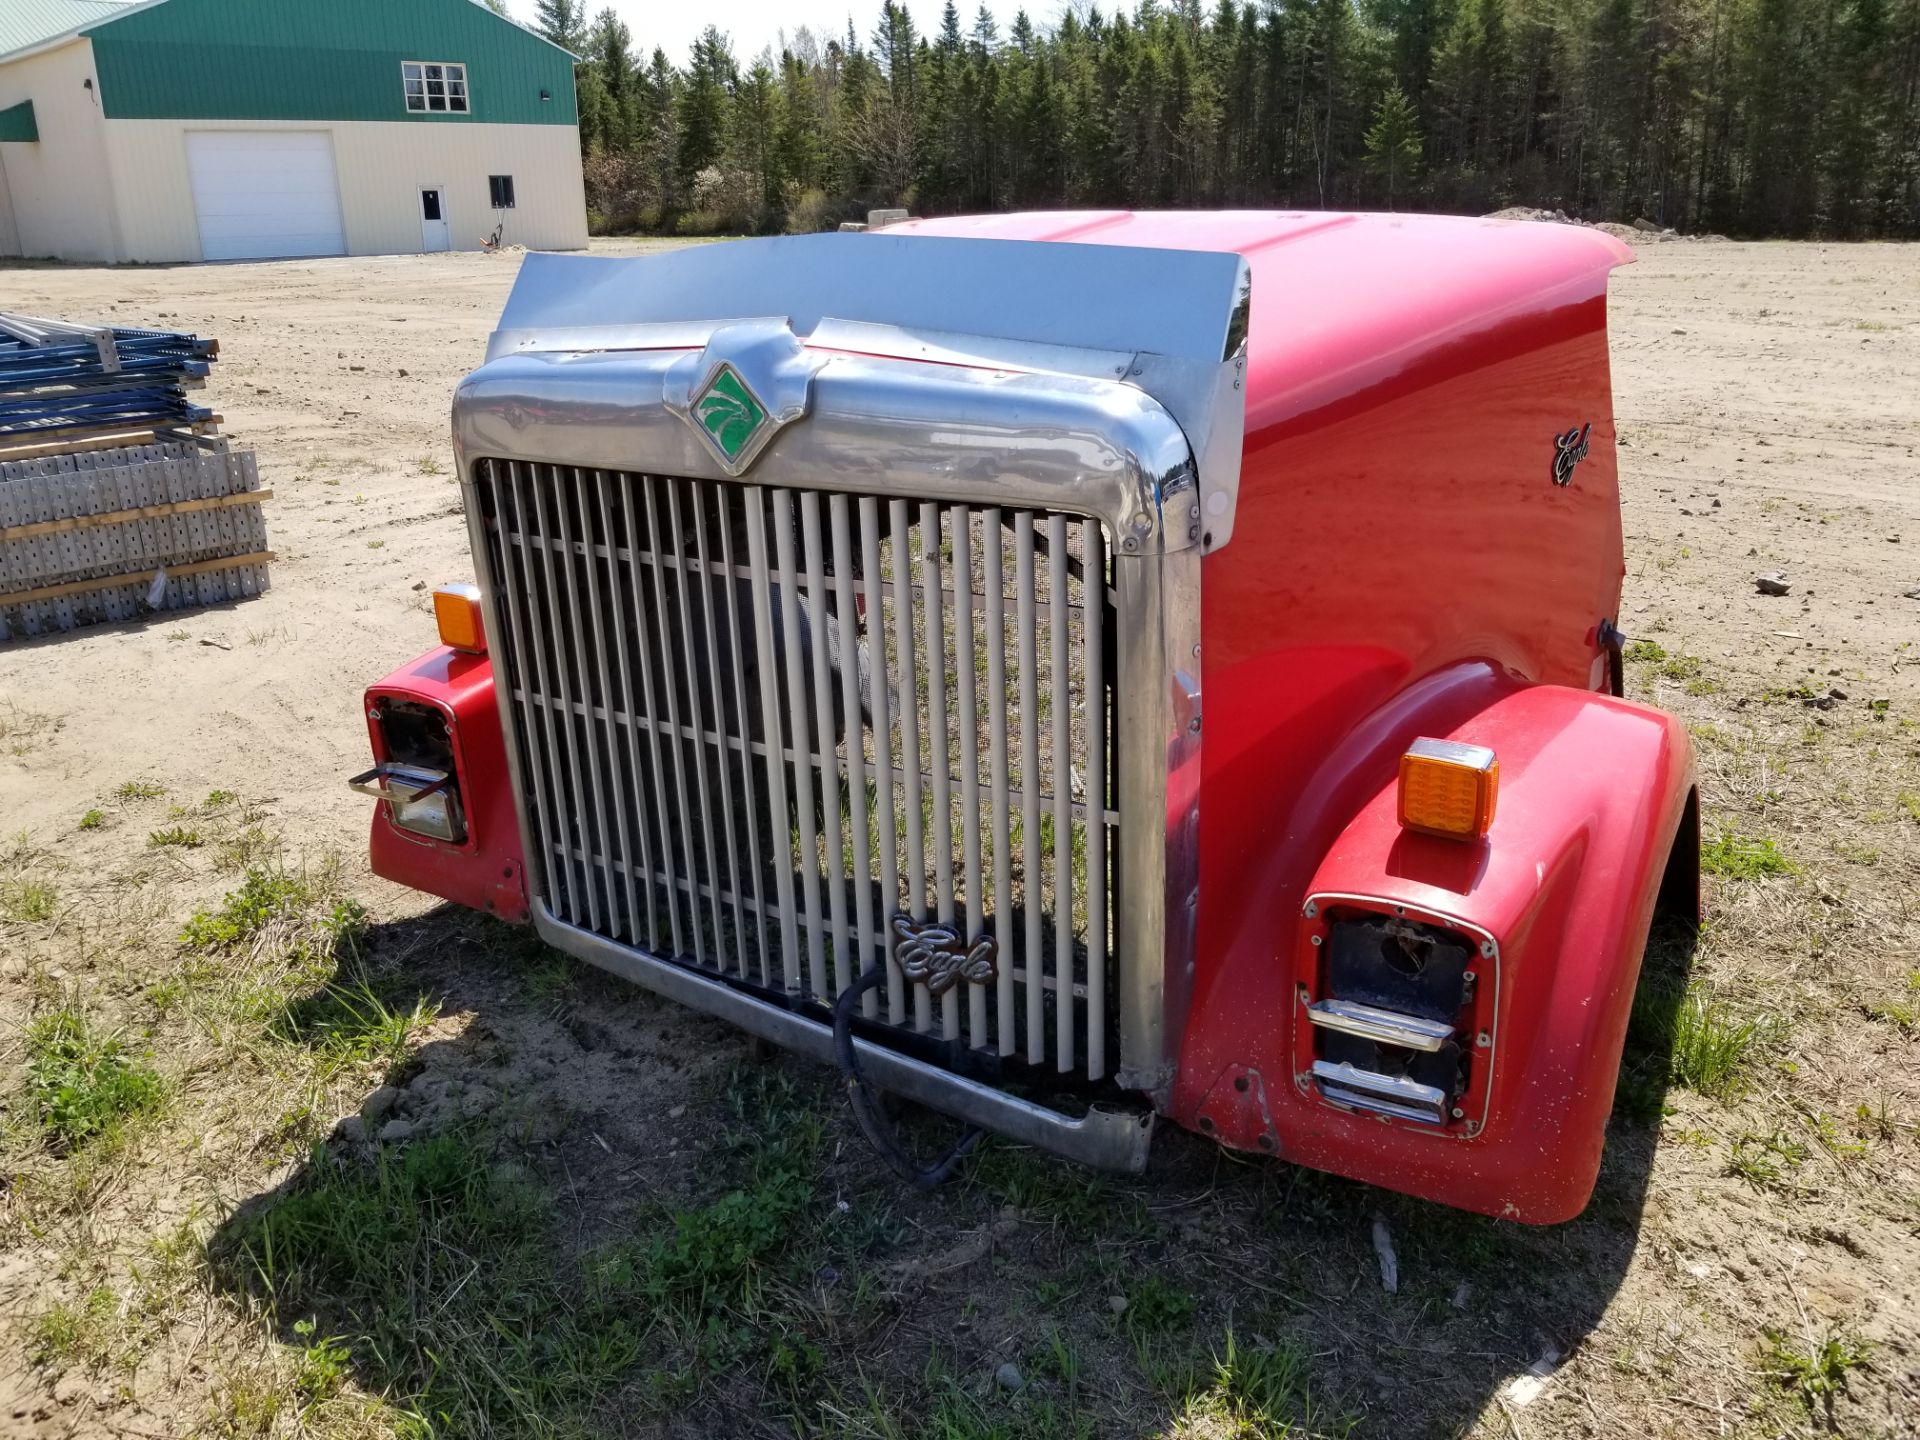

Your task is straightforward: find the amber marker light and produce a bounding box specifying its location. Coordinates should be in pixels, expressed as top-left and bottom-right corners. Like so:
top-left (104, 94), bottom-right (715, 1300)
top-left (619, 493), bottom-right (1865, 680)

top-left (1397, 737), bottom-right (1498, 839)
top-left (433, 583), bottom-right (487, 655)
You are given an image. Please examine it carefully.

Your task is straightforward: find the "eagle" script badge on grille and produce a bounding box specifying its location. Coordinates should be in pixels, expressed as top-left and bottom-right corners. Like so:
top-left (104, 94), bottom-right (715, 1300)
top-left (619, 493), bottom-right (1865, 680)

top-left (889, 915), bottom-right (998, 996)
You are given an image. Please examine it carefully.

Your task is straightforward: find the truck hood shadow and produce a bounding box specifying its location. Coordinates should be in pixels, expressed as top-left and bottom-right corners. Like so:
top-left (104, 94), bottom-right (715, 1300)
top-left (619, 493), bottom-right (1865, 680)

top-left (205, 902), bottom-right (1696, 1438)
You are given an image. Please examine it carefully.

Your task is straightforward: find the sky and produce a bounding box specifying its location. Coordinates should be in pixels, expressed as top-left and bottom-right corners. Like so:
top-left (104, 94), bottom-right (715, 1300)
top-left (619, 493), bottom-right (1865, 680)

top-left (504, 0), bottom-right (1053, 67)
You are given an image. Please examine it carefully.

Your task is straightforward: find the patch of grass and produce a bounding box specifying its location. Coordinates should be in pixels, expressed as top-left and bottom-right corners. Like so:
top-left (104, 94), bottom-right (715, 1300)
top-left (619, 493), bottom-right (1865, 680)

top-left (214, 824), bottom-right (279, 873)
top-left (272, 977), bottom-right (437, 1071)
top-left (114, 780), bottom-right (166, 800)
top-left (1170, 1329), bottom-right (1348, 1438)
top-left (1760, 1328), bottom-right (1870, 1420)
top-left (1, 876), bottom-right (56, 921)
top-left (180, 866), bottom-right (355, 953)
top-left (78, 808), bottom-right (106, 830)
top-left (24, 1010), bottom-right (166, 1150)
top-left (0, 701), bottom-right (61, 755)
top-left (147, 824), bottom-right (202, 849)
top-left (204, 789), bottom-right (238, 809)
top-left (1124, 1274), bottom-right (1196, 1337)
top-left (973, 1143), bottom-right (1151, 1242)
top-left (1728, 1129), bottom-right (1810, 1192)
top-left (1668, 986), bottom-right (1775, 1097)
top-left (1700, 829), bottom-right (1794, 878)
top-left (289, 1318), bottom-right (352, 1403)
top-left (1623, 639), bottom-right (1667, 663)
top-left (1863, 971), bottom-right (1920, 1030)
top-left (1897, 791), bottom-right (1920, 823)
top-left (28, 1286), bottom-right (119, 1369)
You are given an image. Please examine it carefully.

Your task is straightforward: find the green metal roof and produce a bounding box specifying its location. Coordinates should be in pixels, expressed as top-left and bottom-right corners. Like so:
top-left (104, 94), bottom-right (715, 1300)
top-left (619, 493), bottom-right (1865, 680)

top-left (0, 0), bottom-right (147, 65)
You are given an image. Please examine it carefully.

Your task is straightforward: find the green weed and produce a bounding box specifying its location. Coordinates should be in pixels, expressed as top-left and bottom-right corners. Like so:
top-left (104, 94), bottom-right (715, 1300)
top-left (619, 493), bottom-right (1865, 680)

top-left (1, 877), bottom-right (56, 921)
top-left (147, 825), bottom-right (203, 849)
top-left (271, 978), bottom-right (437, 1070)
top-left (28, 1286), bottom-right (119, 1368)
top-left (179, 866), bottom-right (359, 953)
top-left (1760, 1328), bottom-right (1870, 1419)
top-left (1124, 1274), bottom-right (1196, 1337)
top-left (1700, 830), bottom-right (1793, 878)
top-left (114, 780), bottom-right (165, 800)
top-left (24, 1010), bottom-right (165, 1150)
top-left (1172, 1328), bottom-right (1347, 1437)
top-left (1728, 1129), bottom-right (1809, 1191)
top-left (78, 809), bottom-right (105, 830)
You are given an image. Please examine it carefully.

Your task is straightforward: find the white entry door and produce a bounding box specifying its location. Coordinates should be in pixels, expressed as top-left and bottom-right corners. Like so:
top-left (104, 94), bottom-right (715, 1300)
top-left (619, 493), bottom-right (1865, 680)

top-left (185, 131), bottom-right (345, 260)
top-left (420, 187), bottom-right (450, 252)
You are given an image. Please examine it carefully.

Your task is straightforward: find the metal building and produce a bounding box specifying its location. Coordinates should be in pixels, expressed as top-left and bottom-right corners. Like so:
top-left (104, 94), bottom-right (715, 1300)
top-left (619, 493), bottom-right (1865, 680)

top-left (0, 0), bottom-right (587, 263)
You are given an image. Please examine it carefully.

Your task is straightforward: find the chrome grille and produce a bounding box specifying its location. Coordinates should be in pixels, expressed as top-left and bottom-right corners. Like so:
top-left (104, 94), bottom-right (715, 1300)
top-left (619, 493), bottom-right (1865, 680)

top-left (474, 459), bottom-right (1118, 1079)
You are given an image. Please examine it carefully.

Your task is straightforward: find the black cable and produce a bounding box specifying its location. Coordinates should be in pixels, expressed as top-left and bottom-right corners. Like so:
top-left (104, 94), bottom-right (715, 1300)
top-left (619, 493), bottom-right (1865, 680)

top-left (831, 966), bottom-right (983, 1189)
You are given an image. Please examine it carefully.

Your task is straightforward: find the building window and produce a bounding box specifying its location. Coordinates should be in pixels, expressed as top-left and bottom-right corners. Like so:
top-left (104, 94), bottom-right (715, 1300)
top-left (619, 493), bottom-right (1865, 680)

top-left (489, 175), bottom-right (516, 209)
top-left (402, 62), bottom-right (469, 114)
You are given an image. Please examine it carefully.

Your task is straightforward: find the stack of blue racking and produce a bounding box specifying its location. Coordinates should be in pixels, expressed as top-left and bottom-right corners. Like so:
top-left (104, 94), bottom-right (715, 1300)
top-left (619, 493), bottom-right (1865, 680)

top-left (0, 311), bottom-right (272, 640)
top-left (0, 312), bottom-right (219, 443)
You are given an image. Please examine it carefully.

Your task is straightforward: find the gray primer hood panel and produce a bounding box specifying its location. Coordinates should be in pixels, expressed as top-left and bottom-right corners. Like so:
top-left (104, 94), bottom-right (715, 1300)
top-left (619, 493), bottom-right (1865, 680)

top-left (491, 234), bottom-right (1246, 365)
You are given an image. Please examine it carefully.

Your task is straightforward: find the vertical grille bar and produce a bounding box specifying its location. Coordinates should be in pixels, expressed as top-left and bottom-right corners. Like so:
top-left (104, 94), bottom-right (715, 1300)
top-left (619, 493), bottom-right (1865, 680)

top-left (950, 504), bottom-right (987, 1050)
top-left (1049, 512), bottom-right (1074, 1073)
top-left (576, 469), bottom-right (641, 943)
top-left (527, 464), bottom-right (595, 928)
top-left (552, 468), bottom-right (612, 934)
top-left (890, 498), bottom-right (929, 1034)
top-left (772, 489), bottom-right (826, 996)
top-left (594, 470), bottom-right (659, 950)
top-left (744, 486), bottom-right (800, 988)
top-left (1016, 510), bottom-right (1044, 1062)
top-left (1084, 519), bottom-right (1108, 1081)
top-left (714, 485), bottom-right (766, 982)
top-left (983, 507), bottom-right (1014, 1056)
top-left (860, 496), bottom-right (903, 1023)
top-left (666, 478), bottom-right (728, 968)
top-left (919, 502), bottom-right (959, 1042)
top-left (619, 479), bottom-right (682, 956)
top-left (691, 478), bottom-right (748, 975)
top-left (800, 492), bottom-right (851, 997)
top-left (638, 475), bottom-right (700, 960)
top-left (830, 495), bottom-right (876, 997)
top-left (492, 463), bottom-right (570, 919)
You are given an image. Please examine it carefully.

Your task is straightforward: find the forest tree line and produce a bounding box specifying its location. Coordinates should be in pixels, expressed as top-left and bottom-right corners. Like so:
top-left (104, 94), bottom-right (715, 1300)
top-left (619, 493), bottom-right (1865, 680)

top-left (527, 0), bottom-right (1920, 238)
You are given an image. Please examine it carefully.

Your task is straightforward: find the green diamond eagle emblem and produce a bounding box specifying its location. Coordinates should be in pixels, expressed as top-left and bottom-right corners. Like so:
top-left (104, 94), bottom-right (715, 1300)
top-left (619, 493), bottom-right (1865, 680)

top-left (693, 364), bottom-right (769, 463)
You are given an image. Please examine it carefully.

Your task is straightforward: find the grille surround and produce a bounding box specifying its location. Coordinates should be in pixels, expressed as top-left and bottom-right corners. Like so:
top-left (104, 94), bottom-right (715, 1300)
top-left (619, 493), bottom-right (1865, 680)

top-left (453, 327), bottom-right (1222, 1128)
top-left (476, 458), bottom-right (1118, 1080)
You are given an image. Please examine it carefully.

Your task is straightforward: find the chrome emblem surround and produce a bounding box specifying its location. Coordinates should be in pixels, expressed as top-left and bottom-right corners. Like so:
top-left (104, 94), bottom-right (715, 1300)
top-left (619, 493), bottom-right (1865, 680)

top-left (889, 914), bottom-right (998, 996)
top-left (1551, 422), bottom-right (1592, 487)
top-left (664, 321), bottom-right (818, 477)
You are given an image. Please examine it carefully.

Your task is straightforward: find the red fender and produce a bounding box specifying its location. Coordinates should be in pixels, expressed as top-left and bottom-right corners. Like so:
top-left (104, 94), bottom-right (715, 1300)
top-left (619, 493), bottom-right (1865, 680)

top-left (1177, 666), bottom-right (1695, 1223)
top-left (363, 647), bottom-right (528, 923)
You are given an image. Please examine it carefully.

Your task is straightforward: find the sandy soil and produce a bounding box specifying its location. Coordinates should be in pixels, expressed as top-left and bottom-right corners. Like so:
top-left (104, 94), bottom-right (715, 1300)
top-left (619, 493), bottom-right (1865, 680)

top-left (1, 237), bottom-right (1916, 1439)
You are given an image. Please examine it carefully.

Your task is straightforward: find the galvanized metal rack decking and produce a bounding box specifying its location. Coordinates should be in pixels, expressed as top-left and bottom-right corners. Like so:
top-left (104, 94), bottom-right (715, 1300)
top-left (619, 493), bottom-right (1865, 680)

top-left (0, 311), bottom-right (272, 640)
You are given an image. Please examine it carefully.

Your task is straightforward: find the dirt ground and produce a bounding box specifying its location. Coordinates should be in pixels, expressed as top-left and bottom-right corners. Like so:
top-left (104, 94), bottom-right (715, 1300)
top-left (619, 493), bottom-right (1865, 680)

top-left (0, 236), bottom-right (1916, 1440)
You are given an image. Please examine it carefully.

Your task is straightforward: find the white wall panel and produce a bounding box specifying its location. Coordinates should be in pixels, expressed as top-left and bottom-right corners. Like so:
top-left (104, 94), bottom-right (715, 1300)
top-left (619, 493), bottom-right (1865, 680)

top-left (106, 117), bottom-right (586, 262)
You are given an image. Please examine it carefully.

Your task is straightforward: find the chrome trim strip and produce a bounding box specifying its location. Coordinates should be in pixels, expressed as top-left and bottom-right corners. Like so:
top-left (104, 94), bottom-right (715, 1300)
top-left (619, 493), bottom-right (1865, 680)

top-left (1313, 1062), bottom-right (1450, 1126)
top-left (1307, 999), bottom-right (1456, 1053)
top-left (1113, 542), bottom-right (1201, 1105)
top-left (530, 899), bottom-right (1157, 1174)
top-left (455, 349), bottom-right (1202, 556)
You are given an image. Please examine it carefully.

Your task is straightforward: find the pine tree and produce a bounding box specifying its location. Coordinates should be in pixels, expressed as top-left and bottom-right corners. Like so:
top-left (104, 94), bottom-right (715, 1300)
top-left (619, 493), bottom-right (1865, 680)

top-left (1365, 83), bottom-right (1424, 204)
top-left (531, 0), bottom-right (588, 53)
top-left (559, 0), bottom-right (1917, 240)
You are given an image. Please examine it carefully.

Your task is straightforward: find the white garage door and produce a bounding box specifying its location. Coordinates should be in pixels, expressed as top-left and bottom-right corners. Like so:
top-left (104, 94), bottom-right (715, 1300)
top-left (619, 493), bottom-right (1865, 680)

top-left (186, 132), bottom-right (346, 261)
